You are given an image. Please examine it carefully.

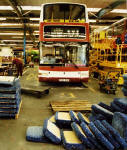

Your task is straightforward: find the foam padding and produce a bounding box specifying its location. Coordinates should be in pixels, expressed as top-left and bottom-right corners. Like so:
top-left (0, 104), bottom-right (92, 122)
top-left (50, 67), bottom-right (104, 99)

top-left (77, 112), bottom-right (90, 125)
top-left (55, 112), bottom-right (72, 128)
top-left (102, 120), bottom-right (127, 149)
top-left (122, 87), bottom-right (127, 96)
top-left (110, 102), bottom-right (125, 113)
top-left (94, 120), bottom-right (120, 149)
top-left (91, 104), bottom-right (114, 120)
top-left (49, 115), bottom-right (56, 124)
top-left (69, 111), bottom-right (80, 124)
top-left (112, 112), bottom-right (127, 142)
top-left (71, 122), bottom-right (95, 149)
top-left (98, 102), bottom-right (113, 112)
top-left (91, 110), bottom-right (106, 121)
top-left (26, 126), bottom-right (50, 143)
top-left (43, 119), bottom-right (61, 144)
top-left (61, 130), bottom-right (85, 150)
top-left (113, 98), bottom-right (127, 111)
top-left (88, 122), bottom-right (114, 150)
top-left (80, 122), bottom-right (103, 150)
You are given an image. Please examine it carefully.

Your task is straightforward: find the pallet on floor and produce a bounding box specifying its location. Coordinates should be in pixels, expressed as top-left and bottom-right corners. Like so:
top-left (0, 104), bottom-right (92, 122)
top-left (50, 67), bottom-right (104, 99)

top-left (50, 100), bottom-right (92, 112)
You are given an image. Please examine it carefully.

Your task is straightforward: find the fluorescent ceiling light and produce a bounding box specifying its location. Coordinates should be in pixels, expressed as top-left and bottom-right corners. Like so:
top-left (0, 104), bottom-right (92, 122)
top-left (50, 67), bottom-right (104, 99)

top-left (34, 31), bottom-right (39, 33)
top-left (30, 18), bottom-right (40, 21)
top-left (87, 8), bottom-right (101, 12)
top-left (0, 33), bottom-right (28, 35)
top-left (0, 6), bottom-right (13, 10)
top-left (89, 19), bottom-right (96, 22)
top-left (111, 9), bottom-right (127, 13)
top-left (0, 18), bottom-right (6, 20)
top-left (21, 6), bottom-right (41, 10)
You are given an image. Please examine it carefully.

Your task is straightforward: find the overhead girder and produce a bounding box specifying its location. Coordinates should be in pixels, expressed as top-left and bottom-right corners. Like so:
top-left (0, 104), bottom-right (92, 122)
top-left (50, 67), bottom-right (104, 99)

top-left (7, 0), bottom-right (36, 45)
top-left (96, 0), bottom-right (126, 18)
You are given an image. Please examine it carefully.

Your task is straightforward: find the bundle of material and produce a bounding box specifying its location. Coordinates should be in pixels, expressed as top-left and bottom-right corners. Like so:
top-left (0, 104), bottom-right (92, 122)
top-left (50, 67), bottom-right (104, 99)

top-left (112, 112), bottom-right (127, 143)
top-left (110, 98), bottom-right (127, 113)
top-left (90, 104), bottom-right (114, 123)
top-left (0, 76), bottom-right (21, 118)
top-left (122, 75), bottom-right (127, 96)
top-left (26, 110), bottom-right (127, 150)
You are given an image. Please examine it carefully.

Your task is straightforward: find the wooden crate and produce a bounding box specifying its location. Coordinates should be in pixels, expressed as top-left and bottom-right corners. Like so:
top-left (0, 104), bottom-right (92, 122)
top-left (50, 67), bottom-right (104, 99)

top-left (50, 100), bottom-right (92, 112)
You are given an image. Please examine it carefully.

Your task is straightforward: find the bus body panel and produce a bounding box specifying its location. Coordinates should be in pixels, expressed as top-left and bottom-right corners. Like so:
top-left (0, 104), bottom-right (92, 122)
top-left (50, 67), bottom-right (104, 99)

top-left (39, 66), bottom-right (89, 82)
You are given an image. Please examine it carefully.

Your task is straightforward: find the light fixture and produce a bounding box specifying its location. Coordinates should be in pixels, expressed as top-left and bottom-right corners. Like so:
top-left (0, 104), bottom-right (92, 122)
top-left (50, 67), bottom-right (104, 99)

top-left (89, 19), bottom-right (96, 23)
top-left (21, 6), bottom-right (41, 10)
top-left (0, 6), bottom-right (12, 10)
top-left (111, 9), bottom-right (127, 14)
top-left (30, 18), bottom-right (40, 21)
top-left (0, 18), bottom-right (6, 20)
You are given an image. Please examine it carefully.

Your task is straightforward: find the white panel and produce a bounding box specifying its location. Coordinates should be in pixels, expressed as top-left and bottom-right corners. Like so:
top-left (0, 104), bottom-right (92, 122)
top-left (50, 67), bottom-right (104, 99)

top-left (39, 70), bottom-right (89, 78)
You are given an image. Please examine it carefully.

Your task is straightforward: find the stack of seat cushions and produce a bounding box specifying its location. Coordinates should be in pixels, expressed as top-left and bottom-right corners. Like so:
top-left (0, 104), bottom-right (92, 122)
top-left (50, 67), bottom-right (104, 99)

top-left (55, 112), bottom-right (71, 128)
top-left (91, 104), bottom-right (114, 120)
top-left (94, 120), bottom-right (120, 149)
top-left (80, 122), bottom-right (103, 150)
top-left (77, 112), bottom-right (90, 125)
top-left (88, 122), bottom-right (114, 150)
top-left (43, 119), bottom-right (61, 144)
top-left (0, 76), bottom-right (21, 118)
top-left (61, 130), bottom-right (85, 150)
top-left (26, 126), bottom-right (51, 143)
top-left (112, 112), bottom-right (127, 142)
top-left (69, 111), bottom-right (80, 124)
top-left (71, 122), bottom-right (95, 149)
top-left (122, 75), bottom-right (127, 96)
top-left (110, 98), bottom-right (127, 113)
top-left (102, 120), bottom-right (127, 149)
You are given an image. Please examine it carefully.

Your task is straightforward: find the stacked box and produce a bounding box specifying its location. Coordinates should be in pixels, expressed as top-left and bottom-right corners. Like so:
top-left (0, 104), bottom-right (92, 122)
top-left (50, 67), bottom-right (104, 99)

top-left (0, 76), bottom-right (21, 118)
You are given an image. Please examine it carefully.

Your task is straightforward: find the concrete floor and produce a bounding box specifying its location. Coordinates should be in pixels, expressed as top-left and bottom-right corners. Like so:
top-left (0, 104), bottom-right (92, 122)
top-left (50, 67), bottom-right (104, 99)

top-left (0, 66), bottom-right (125, 150)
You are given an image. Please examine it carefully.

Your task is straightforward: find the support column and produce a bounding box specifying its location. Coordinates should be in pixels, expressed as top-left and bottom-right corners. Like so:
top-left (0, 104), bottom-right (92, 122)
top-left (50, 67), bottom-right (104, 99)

top-left (23, 25), bottom-right (26, 65)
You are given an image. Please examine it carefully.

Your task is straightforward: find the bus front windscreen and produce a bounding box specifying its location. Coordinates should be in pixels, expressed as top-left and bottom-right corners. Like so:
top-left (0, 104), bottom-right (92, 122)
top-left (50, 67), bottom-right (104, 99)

top-left (43, 3), bottom-right (86, 22)
top-left (40, 43), bottom-right (88, 66)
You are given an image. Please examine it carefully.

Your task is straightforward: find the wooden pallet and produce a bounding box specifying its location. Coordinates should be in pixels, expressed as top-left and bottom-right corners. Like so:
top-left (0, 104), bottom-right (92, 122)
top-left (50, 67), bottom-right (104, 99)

top-left (50, 100), bottom-right (92, 112)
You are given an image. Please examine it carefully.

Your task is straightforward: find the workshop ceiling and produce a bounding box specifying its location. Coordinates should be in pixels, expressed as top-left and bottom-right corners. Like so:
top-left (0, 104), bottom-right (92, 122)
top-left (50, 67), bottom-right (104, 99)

top-left (0, 0), bottom-right (126, 48)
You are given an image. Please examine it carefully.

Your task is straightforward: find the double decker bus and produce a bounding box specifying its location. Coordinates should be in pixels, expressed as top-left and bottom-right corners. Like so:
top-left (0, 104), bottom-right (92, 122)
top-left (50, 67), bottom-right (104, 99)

top-left (39, 3), bottom-right (90, 82)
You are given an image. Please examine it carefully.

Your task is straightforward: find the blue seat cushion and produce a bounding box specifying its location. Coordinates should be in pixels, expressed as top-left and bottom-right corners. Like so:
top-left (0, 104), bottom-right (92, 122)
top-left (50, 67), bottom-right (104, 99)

top-left (122, 87), bottom-right (127, 96)
top-left (55, 112), bottom-right (72, 128)
top-left (98, 102), bottom-right (113, 112)
top-left (69, 110), bottom-right (80, 124)
top-left (88, 122), bottom-right (114, 150)
top-left (113, 98), bottom-right (127, 111)
top-left (71, 122), bottom-right (95, 149)
top-left (43, 119), bottom-right (61, 144)
top-left (80, 122), bottom-right (103, 150)
top-left (26, 126), bottom-right (51, 143)
top-left (112, 112), bottom-right (127, 142)
top-left (94, 120), bottom-right (120, 149)
top-left (110, 102), bottom-right (125, 113)
top-left (77, 112), bottom-right (90, 125)
top-left (61, 130), bottom-right (85, 150)
top-left (102, 120), bottom-right (127, 149)
top-left (91, 104), bottom-right (114, 120)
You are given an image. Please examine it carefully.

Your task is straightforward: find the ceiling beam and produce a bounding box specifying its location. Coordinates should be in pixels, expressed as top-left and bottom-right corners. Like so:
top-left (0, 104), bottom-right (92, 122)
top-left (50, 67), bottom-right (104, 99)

top-left (96, 0), bottom-right (126, 18)
top-left (7, 0), bottom-right (36, 45)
